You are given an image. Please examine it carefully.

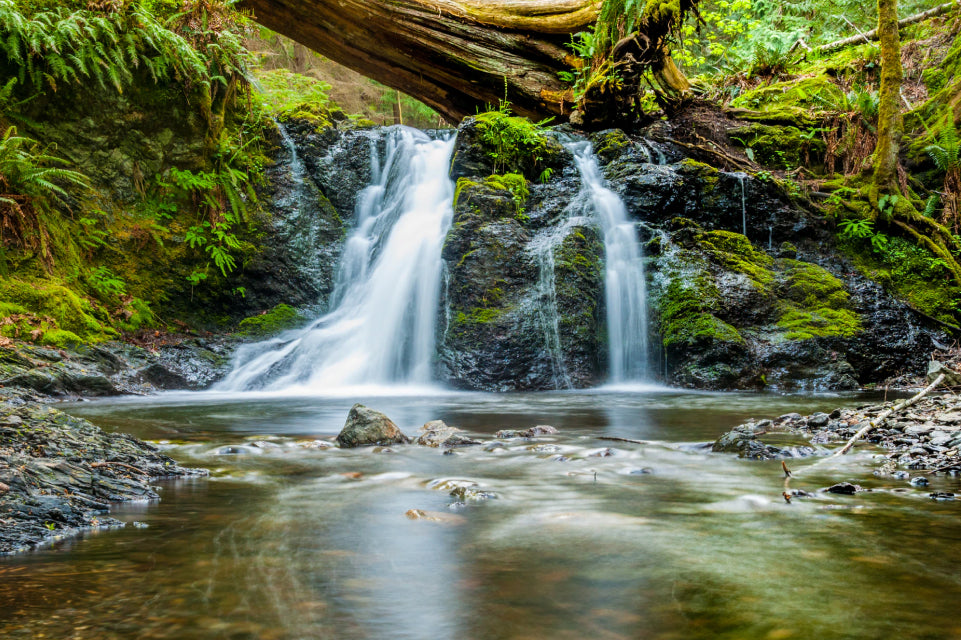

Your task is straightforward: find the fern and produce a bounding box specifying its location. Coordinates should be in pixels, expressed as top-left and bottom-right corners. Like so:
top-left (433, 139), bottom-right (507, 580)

top-left (925, 122), bottom-right (961, 174)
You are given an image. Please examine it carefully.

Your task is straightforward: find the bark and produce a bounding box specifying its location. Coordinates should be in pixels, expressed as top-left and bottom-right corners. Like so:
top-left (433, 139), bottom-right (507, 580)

top-left (241, 0), bottom-right (694, 125)
top-left (872, 0), bottom-right (904, 195)
top-left (240, 0), bottom-right (600, 123)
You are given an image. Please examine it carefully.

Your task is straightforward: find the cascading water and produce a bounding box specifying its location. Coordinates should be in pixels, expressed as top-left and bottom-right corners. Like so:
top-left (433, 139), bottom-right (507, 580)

top-left (217, 127), bottom-right (456, 393)
top-left (567, 142), bottom-right (650, 382)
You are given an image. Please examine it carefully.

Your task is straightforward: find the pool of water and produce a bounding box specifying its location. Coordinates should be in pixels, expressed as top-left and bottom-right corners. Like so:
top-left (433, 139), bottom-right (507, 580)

top-left (2, 388), bottom-right (960, 640)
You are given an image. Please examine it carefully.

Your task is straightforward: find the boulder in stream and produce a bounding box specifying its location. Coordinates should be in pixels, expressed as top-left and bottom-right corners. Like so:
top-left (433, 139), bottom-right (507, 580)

top-left (336, 404), bottom-right (410, 448)
top-left (415, 420), bottom-right (481, 448)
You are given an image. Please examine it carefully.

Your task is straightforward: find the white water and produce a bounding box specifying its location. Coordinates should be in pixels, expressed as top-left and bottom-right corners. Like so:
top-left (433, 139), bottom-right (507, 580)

top-left (568, 142), bottom-right (650, 382)
top-left (217, 127), bottom-right (456, 393)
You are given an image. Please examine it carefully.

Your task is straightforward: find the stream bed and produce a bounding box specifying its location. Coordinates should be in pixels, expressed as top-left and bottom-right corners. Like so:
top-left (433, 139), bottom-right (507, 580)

top-left (2, 389), bottom-right (960, 639)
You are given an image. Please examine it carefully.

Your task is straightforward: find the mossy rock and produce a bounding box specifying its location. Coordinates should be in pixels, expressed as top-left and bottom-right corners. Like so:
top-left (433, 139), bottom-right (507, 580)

top-left (468, 111), bottom-right (563, 181)
top-left (728, 123), bottom-right (825, 170)
top-left (731, 74), bottom-right (845, 114)
top-left (238, 304), bottom-right (306, 337)
top-left (0, 279), bottom-right (116, 344)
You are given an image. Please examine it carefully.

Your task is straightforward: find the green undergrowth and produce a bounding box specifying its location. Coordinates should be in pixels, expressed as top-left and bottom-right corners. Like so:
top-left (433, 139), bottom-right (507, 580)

top-left (472, 107), bottom-right (561, 180)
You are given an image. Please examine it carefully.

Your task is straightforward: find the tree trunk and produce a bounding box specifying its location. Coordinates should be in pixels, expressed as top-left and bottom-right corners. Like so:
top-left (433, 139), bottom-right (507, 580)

top-left (240, 0), bottom-right (600, 123)
top-left (872, 0), bottom-right (904, 196)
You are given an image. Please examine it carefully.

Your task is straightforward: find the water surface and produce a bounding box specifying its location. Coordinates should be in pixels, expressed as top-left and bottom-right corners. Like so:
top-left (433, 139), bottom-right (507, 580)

top-left (2, 389), bottom-right (959, 640)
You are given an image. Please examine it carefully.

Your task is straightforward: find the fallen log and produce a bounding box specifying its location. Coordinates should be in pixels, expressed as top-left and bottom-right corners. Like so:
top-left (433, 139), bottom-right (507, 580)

top-left (815, 2), bottom-right (958, 55)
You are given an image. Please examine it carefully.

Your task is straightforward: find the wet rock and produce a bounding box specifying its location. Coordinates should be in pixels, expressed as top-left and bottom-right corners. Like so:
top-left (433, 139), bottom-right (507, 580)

top-left (829, 409), bottom-right (843, 419)
top-left (629, 468), bottom-right (654, 475)
top-left (0, 403), bottom-right (206, 554)
top-left (825, 482), bottom-right (863, 495)
top-left (336, 404), bottom-right (410, 448)
top-left (588, 448), bottom-right (616, 458)
top-left (807, 413), bottom-right (830, 428)
top-left (529, 444), bottom-right (561, 454)
top-left (405, 509), bottom-right (466, 524)
top-left (909, 476), bottom-right (930, 487)
top-left (930, 492), bottom-right (956, 501)
top-left (778, 413), bottom-right (802, 423)
top-left (483, 442), bottom-right (506, 452)
top-left (427, 478), bottom-right (497, 501)
top-left (415, 420), bottom-right (481, 448)
top-left (526, 425), bottom-right (558, 436)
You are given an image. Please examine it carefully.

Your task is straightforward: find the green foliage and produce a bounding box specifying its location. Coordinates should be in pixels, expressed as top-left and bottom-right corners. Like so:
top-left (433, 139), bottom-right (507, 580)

top-left (254, 68), bottom-right (334, 124)
top-left (473, 105), bottom-right (559, 179)
top-left (88, 265), bottom-right (126, 300)
top-left (925, 120), bottom-right (960, 174)
top-left (0, 125), bottom-right (89, 267)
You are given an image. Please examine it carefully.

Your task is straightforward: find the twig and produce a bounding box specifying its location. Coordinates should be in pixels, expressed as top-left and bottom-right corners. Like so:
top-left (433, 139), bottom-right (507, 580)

top-left (832, 373), bottom-right (945, 457)
top-left (90, 461), bottom-right (148, 475)
top-left (597, 436), bottom-right (651, 445)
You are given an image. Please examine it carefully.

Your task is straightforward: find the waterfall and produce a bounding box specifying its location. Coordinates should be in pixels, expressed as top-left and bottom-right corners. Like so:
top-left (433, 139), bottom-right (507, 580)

top-left (217, 127), bottom-right (456, 393)
top-left (567, 142), bottom-right (649, 383)
top-left (736, 172), bottom-right (747, 236)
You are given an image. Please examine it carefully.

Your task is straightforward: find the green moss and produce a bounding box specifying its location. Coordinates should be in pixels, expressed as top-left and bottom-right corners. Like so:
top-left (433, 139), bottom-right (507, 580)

top-left (728, 123), bottom-right (825, 169)
top-left (660, 279), bottom-right (745, 347)
top-left (483, 173), bottom-right (529, 213)
top-left (453, 178), bottom-right (480, 208)
top-left (922, 68), bottom-right (947, 94)
top-left (238, 304), bottom-right (305, 337)
top-left (775, 259), bottom-right (861, 339)
top-left (777, 308), bottom-right (860, 340)
top-left (697, 230), bottom-right (775, 291)
top-left (453, 307), bottom-right (504, 326)
top-left (731, 75), bottom-right (845, 113)
top-left (0, 278), bottom-right (116, 343)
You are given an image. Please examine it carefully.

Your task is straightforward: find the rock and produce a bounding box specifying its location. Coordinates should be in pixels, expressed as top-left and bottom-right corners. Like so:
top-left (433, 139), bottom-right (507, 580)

top-left (904, 424), bottom-right (935, 436)
top-left (427, 478), bottom-right (497, 501)
top-left (807, 413), bottom-right (830, 428)
top-left (629, 468), bottom-right (654, 475)
top-left (483, 442), bottom-right (506, 451)
top-left (415, 420), bottom-right (481, 448)
top-left (829, 409), bottom-right (842, 419)
top-left (930, 492), bottom-right (956, 501)
top-left (928, 361), bottom-right (961, 387)
top-left (494, 429), bottom-right (524, 439)
top-left (909, 476), bottom-right (930, 487)
top-left (525, 425), bottom-right (558, 436)
top-left (825, 482), bottom-right (863, 495)
top-left (588, 448), bottom-right (616, 458)
top-left (0, 403), bottom-right (205, 554)
top-left (405, 509), bottom-right (467, 524)
top-left (336, 404), bottom-right (410, 448)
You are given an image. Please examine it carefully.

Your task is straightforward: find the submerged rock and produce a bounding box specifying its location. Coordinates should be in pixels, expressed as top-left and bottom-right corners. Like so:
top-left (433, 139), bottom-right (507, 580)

top-left (336, 404), bottom-right (410, 448)
top-left (415, 420), bottom-right (481, 448)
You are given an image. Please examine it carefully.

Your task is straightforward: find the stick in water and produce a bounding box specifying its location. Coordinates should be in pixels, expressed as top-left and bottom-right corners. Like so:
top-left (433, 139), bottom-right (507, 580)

top-left (832, 373), bottom-right (945, 457)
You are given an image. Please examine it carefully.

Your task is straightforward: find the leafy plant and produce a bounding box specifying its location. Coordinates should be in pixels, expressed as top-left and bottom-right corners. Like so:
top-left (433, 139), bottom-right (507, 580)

top-left (89, 265), bottom-right (126, 299)
top-left (0, 126), bottom-right (89, 267)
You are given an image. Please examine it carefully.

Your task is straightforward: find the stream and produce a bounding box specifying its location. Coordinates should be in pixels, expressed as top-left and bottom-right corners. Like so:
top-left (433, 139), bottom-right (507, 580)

top-left (2, 389), bottom-right (960, 639)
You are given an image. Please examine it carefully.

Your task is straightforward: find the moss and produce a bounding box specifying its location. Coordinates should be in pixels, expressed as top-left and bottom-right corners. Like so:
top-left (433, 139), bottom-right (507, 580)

top-left (728, 123), bottom-right (825, 169)
top-left (841, 234), bottom-right (961, 326)
top-left (775, 259), bottom-right (861, 339)
top-left (697, 230), bottom-right (775, 291)
top-left (593, 129), bottom-right (631, 162)
top-left (922, 68), bottom-right (947, 94)
top-left (483, 173), bottom-right (529, 213)
top-left (660, 279), bottom-right (745, 347)
top-left (453, 307), bottom-right (504, 326)
top-left (238, 304), bottom-right (305, 337)
top-left (777, 308), bottom-right (861, 340)
top-left (731, 75), bottom-right (846, 113)
top-left (0, 278), bottom-right (116, 343)
top-left (453, 178), bottom-right (480, 208)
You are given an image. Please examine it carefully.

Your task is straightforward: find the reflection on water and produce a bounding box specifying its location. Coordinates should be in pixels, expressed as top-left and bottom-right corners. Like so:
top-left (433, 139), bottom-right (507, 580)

top-left (2, 390), bottom-right (960, 640)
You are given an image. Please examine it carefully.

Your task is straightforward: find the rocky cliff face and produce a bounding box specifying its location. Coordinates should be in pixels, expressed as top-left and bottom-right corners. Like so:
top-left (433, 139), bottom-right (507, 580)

top-left (434, 118), bottom-right (948, 391)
